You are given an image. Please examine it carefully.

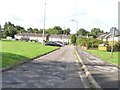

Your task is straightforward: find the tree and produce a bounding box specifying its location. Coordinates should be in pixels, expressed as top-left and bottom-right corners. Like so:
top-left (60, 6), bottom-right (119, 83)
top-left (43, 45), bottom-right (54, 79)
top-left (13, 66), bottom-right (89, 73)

top-left (15, 25), bottom-right (26, 33)
top-left (32, 28), bottom-right (39, 33)
top-left (27, 27), bottom-right (33, 33)
top-left (3, 22), bottom-right (17, 38)
top-left (70, 34), bottom-right (76, 44)
top-left (64, 28), bottom-right (71, 35)
top-left (0, 24), bottom-right (2, 39)
top-left (90, 28), bottom-right (103, 38)
top-left (53, 26), bottom-right (62, 34)
top-left (46, 26), bottom-right (64, 35)
top-left (38, 29), bottom-right (43, 33)
top-left (77, 28), bottom-right (89, 36)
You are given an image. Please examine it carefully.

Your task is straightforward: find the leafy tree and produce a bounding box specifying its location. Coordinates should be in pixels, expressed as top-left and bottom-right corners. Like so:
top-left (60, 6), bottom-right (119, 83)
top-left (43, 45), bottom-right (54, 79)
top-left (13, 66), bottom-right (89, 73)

top-left (53, 26), bottom-right (62, 34)
top-left (38, 29), bottom-right (43, 33)
top-left (46, 26), bottom-right (64, 35)
top-left (33, 28), bottom-right (39, 33)
top-left (77, 28), bottom-right (89, 36)
top-left (27, 27), bottom-right (33, 33)
top-left (0, 25), bottom-right (2, 39)
top-left (70, 34), bottom-right (76, 44)
top-left (90, 28), bottom-right (103, 38)
top-left (3, 22), bottom-right (17, 38)
top-left (0, 25), bottom-right (1, 30)
top-left (64, 28), bottom-right (71, 35)
top-left (15, 25), bottom-right (26, 33)
top-left (46, 28), bottom-right (57, 34)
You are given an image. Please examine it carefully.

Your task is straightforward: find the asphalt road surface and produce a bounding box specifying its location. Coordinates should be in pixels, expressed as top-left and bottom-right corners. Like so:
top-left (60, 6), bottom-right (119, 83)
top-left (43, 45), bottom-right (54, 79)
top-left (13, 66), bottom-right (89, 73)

top-left (2, 45), bottom-right (87, 88)
top-left (77, 48), bottom-right (119, 89)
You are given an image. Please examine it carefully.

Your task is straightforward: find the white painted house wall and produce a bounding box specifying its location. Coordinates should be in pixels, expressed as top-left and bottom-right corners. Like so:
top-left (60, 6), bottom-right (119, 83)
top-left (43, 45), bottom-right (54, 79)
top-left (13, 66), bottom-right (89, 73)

top-left (108, 36), bottom-right (120, 42)
top-left (14, 33), bottom-right (70, 43)
top-left (49, 37), bottom-right (69, 43)
top-left (14, 35), bottom-right (22, 40)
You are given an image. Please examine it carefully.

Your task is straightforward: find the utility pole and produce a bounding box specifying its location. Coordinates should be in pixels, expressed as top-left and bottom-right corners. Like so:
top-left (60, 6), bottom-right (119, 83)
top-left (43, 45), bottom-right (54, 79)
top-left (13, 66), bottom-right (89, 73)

top-left (42, 2), bottom-right (46, 45)
top-left (63, 26), bottom-right (65, 46)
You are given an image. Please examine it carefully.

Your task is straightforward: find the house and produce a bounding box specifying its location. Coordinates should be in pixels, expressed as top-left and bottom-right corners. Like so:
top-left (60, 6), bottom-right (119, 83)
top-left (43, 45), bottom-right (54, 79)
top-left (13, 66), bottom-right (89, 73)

top-left (14, 33), bottom-right (70, 43)
top-left (97, 32), bottom-right (120, 46)
top-left (97, 33), bottom-right (108, 41)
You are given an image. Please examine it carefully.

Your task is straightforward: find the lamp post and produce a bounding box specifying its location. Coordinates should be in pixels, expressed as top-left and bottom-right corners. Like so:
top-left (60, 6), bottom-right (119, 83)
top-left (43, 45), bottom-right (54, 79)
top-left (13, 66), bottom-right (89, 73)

top-left (71, 19), bottom-right (78, 49)
top-left (42, 2), bottom-right (46, 45)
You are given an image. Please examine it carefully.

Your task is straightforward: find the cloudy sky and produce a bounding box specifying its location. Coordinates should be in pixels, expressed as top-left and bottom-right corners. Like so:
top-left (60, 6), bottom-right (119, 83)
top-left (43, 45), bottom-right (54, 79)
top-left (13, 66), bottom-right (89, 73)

top-left (0, 0), bottom-right (119, 33)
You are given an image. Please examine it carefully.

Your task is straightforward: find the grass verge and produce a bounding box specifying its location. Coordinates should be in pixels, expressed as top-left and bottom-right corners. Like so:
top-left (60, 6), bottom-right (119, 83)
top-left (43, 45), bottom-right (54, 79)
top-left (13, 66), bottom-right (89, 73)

top-left (1, 40), bottom-right (59, 67)
top-left (86, 50), bottom-right (119, 66)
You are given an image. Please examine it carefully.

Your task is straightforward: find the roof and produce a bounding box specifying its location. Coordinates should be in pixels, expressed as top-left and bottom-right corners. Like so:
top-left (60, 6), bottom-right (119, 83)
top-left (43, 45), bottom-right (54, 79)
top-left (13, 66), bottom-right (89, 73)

top-left (15, 33), bottom-right (70, 39)
top-left (15, 33), bottom-right (43, 37)
top-left (97, 34), bottom-right (108, 39)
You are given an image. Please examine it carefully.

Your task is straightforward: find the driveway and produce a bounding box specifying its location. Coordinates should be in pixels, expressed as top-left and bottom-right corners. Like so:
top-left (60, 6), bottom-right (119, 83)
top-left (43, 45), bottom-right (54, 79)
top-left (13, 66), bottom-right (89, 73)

top-left (2, 45), bottom-right (87, 88)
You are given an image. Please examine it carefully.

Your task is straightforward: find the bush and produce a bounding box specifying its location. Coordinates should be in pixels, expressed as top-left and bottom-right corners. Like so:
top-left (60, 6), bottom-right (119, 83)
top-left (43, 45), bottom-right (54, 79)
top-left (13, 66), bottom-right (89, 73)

top-left (114, 42), bottom-right (120, 51)
top-left (70, 34), bottom-right (76, 44)
top-left (77, 37), bottom-right (103, 49)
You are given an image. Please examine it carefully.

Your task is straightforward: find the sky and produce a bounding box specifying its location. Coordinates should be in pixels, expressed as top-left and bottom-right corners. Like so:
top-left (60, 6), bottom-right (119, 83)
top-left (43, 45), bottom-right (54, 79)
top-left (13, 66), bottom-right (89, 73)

top-left (0, 0), bottom-right (119, 34)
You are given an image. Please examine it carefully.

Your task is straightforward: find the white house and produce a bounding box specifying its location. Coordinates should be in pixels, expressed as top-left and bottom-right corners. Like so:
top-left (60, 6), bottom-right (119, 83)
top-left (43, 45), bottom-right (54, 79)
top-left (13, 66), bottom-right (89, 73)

top-left (14, 33), bottom-right (70, 43)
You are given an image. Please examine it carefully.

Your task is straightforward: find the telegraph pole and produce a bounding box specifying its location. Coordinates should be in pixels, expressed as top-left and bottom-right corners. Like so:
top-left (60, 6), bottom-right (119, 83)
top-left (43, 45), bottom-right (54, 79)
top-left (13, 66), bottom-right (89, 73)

top-left (42, 2), bottom-right (46, 45)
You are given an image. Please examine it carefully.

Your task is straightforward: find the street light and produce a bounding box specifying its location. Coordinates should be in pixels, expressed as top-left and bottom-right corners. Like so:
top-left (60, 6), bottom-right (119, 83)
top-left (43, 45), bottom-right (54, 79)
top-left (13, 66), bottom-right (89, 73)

top-left (71, 19), bottom-right (78, 49)
top-left (42, 2), bottom-right (46, 45)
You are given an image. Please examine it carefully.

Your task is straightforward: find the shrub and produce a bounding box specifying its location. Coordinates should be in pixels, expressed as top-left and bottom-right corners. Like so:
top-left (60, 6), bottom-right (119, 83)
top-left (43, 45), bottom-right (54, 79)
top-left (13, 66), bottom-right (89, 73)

top-left (114, 42), bottom-right (120, 51)
top-left (70, 34), bottom-right (76, 44)
top-left (77, 37), bottom-right (103, 49)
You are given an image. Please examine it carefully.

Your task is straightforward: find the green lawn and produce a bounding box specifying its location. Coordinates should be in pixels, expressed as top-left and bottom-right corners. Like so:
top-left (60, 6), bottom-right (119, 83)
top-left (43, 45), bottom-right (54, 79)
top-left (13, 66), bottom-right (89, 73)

top-left (1, 40), bottom-right (58, 67)
top-left (86, 50), bottom-right (119, 66)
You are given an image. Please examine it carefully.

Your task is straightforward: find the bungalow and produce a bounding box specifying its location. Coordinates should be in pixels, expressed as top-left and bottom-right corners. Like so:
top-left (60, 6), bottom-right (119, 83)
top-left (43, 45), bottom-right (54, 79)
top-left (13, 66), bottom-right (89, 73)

top-left (97, 27), bottom-right (120, 42)
top-left (14, 33), bottom-right (70, 43)
top-left (97, 33), bottom-right (108, 41)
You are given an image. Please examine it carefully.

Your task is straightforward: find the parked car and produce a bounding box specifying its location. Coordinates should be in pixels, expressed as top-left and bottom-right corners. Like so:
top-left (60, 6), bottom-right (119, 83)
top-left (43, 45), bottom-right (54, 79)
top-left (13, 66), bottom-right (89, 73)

top-left (45, 41), bottom-right (63, 47)
top-left (55, 41), bottom-right (64, 46)
top-left (63, 42), bottom-right (69, 45)
top-left (55, 41), bottom-right (69, 46)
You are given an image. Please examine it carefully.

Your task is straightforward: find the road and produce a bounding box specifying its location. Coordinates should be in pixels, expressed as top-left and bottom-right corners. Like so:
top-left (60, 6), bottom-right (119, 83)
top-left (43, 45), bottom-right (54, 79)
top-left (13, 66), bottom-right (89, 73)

top-left (2, 45), bottom-right (87, 88)
top-left (77, 48), bottom-right (119, 89)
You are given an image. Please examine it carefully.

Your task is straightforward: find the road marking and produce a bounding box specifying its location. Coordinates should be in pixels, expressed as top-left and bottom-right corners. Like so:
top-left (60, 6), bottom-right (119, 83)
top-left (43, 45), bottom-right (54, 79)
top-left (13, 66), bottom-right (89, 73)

top-left (78, 72), bottom-right (88, 88)
top-left (74, 53), bottom-right (89, 88)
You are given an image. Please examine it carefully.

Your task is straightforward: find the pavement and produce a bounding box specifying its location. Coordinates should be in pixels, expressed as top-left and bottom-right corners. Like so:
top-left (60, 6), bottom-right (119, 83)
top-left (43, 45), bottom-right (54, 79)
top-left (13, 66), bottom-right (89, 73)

top-left (2, 45), bottom-right (88, 89)
top-left (76, 47), bottom-right (119, 90)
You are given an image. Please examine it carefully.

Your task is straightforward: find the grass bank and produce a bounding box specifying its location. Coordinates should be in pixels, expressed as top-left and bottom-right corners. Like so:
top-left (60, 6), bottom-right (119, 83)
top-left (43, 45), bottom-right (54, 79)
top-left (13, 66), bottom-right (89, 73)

top-left (1, 40), bottom-right (58, 67)
top-left (86, 50), bottom-right (119, 66)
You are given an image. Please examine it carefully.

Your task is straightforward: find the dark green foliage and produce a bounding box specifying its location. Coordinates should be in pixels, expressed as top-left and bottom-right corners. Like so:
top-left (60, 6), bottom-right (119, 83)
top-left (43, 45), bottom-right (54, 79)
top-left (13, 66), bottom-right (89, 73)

top-left (77, 28), bottom-right (89, 36)
top-left (77, 37), bottom-right (103, 48)
top-left (2, 22), bottom-right (71, 38)
top-left (15, 25), bottom-right (26, 33)
top-left (70, 34), bottom-right (76, 44)
top-left (3, 22), bottom-right (17, 38)
top-left (114, 42), bottom-right (120, 51)
top-left (89, 28), bottom-right (104, 38)
top-left (45, 26), bottom-right (71, 35)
